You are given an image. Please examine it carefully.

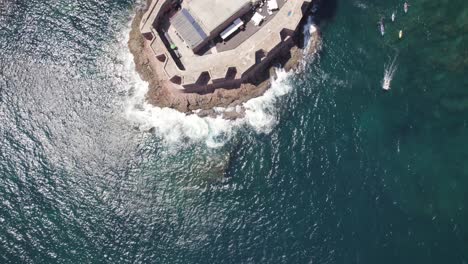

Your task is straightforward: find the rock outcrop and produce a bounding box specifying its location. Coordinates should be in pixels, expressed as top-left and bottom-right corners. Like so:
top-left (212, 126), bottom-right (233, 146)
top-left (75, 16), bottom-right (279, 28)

top-left (128, 2), bottom-right (321, 119)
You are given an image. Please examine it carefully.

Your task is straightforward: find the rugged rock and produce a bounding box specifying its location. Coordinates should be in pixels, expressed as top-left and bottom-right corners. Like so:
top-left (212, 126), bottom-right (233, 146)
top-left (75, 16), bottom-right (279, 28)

top-left (128, 2), bottom-right (320, 118)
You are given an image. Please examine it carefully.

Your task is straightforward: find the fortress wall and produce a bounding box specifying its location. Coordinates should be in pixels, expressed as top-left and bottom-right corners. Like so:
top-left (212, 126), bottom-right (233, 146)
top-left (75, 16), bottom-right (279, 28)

top-left (140, 0), bottom-right (311, 93)
top-left (243, 37), bottom-right (295, 82)
top-left (141, 0), bottom-right (173, 39)
top-left (180, 36), bottom-right (295, 93)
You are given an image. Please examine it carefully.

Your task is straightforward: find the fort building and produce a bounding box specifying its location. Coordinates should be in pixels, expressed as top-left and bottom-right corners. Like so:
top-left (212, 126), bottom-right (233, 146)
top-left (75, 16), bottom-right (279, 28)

top-left (139, 0), bottom-right (311, 91)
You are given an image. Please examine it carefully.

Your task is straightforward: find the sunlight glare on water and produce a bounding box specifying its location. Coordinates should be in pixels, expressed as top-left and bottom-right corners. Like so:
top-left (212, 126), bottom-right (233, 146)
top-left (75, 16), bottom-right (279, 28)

top-left (1, 0), bottom-right (468, 263)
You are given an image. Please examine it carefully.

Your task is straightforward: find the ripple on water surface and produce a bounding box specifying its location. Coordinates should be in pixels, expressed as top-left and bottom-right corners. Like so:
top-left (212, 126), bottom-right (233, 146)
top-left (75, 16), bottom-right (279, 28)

top-left (1, 0), bottom-right (468, 263)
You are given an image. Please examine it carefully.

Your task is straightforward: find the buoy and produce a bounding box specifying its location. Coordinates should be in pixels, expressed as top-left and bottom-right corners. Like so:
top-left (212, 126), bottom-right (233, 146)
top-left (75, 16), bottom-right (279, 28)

top-left (399, 30), bottom-right (403, 39)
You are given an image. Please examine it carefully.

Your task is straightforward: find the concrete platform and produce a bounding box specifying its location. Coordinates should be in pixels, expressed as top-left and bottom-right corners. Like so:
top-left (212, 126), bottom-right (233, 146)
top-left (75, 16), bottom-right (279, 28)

top-left (216, 0), bottom-right (287, 52)
top-left (143, 0), bottom-right (310, 88)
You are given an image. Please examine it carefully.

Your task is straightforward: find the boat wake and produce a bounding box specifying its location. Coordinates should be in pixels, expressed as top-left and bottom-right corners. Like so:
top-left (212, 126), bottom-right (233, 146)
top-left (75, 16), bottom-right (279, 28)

top-left (382, 55), bottom-right (398, 90)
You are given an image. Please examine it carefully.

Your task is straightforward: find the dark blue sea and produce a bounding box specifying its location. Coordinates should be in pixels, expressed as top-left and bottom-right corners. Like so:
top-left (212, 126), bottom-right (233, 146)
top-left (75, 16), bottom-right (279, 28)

top-left (1, 0), bottom-right (468, 263)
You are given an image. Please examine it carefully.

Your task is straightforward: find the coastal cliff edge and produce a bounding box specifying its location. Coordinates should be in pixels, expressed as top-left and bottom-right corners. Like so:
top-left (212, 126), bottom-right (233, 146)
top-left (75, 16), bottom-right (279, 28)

top-left (128, 1), bottom-right (320, 119)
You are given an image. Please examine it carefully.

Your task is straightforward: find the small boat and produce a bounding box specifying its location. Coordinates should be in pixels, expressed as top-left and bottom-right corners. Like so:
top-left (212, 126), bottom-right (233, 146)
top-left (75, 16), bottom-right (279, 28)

top-left (379, 18), bottom-right (385, 36)
top-left (391, 12), bottom-right (395, 22)
top-left (382, 77), bottom-right (391, 90)
top-left (399, 30), bottom-right (403, 39)
top-left (382, 55), bottom-right (398, 91)
top-left (404, 2), bottom-right (409, 13)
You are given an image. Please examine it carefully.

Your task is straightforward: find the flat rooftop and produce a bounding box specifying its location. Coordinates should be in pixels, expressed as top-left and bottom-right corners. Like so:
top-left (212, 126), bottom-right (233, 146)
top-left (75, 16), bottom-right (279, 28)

top-left (216, 0), bottom-right (287, 53)
top-left (147, 0), bottom-right (310, 85)
top-left (184, 0), bottom-right (252, 34)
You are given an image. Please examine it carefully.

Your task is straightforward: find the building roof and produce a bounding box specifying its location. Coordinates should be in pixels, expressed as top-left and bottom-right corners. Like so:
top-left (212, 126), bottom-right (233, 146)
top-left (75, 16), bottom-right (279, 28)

top-left (171, 9), bottom-right (208, 49)
top-left (185, 0), bottom-right (253, 34)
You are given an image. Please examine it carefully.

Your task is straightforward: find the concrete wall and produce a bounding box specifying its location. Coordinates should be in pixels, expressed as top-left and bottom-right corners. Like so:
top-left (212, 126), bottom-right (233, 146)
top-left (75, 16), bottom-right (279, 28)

top-left (181, 36), bottom-right (295, 92)
top-left (141, 0), bottom-right (311, 92)
top-left (141, 0), bottom-right (174, 39)
top-left (244, 42), bottom-right (292, 80)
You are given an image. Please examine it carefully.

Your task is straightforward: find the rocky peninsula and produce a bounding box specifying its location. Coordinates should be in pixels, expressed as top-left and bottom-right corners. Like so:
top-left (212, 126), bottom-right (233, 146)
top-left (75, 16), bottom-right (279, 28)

top-left (129, 0), bottom-right (321, 119)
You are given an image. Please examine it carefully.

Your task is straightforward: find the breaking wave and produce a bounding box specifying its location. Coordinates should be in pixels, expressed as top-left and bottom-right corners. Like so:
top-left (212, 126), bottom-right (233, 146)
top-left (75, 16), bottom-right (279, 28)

top-left (116, 24), bottom-right (295, 148)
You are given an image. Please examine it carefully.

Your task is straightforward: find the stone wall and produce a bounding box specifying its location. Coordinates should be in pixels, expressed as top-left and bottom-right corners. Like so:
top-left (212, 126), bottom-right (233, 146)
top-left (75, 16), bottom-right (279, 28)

top-left (129, 0), bottom-right (321, 119)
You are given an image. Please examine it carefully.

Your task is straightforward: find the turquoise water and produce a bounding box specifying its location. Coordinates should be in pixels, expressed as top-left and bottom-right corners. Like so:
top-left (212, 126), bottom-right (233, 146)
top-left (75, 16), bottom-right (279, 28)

top-left (1, 0), bottom-right (468, 263)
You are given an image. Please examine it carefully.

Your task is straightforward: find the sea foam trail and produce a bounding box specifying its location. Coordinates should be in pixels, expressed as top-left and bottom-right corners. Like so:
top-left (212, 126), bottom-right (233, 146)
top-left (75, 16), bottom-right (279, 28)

top-left (243, 69), bottom-right (293, 133)
top-left (117, 23), bottom-right (294, 148)
top-left (124, 61), bottom-right (292, 147)
top-left (382, 54), bottom-right (398, 90)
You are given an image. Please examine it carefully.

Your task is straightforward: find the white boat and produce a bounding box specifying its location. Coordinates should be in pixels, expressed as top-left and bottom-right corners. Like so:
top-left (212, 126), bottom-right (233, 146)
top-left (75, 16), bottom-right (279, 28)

top-left (379, 19), bottom-right (385, 36)
top-left (382, 77), bottom-right (391, 90)
top-left (382, 56), bottom-right (398, 91)
top-left (391, 12), bottom-right (395, 22)
top-left (404, 2), bottom-right (409, 13)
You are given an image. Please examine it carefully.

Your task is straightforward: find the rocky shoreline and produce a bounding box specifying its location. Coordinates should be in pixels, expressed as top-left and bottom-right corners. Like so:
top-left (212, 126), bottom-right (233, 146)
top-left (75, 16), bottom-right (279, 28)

top-left (128, 2), bottom-right (321, 119)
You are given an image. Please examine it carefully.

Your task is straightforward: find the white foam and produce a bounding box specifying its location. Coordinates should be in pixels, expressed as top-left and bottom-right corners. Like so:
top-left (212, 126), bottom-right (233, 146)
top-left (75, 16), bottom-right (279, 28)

top-left (115, 20), bottom-right (297, 148)
top-left (123, 68), bottom-right (235, 148)
top-left (382, 54), bottom-right (398, 90)
top-left (243, 69), bottom-right (293, 133)
top-left (303, 16), bottom-right (314, 51)
top-left (353, 0), bottom-right (368, 9)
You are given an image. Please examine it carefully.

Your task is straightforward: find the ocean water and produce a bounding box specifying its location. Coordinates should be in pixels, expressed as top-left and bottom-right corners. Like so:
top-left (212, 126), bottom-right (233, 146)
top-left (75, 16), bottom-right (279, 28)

top-left (1, 0), bottom-right (468, 263)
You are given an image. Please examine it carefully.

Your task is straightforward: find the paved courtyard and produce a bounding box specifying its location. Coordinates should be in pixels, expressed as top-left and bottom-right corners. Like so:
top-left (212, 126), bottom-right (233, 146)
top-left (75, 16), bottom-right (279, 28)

top-left (215, 0), bottom-right (287, 53)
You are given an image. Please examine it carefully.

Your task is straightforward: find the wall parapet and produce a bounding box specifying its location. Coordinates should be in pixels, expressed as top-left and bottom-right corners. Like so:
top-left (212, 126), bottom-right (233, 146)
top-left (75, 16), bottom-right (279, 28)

top-left (141, 0), bottom-right (311, 90)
